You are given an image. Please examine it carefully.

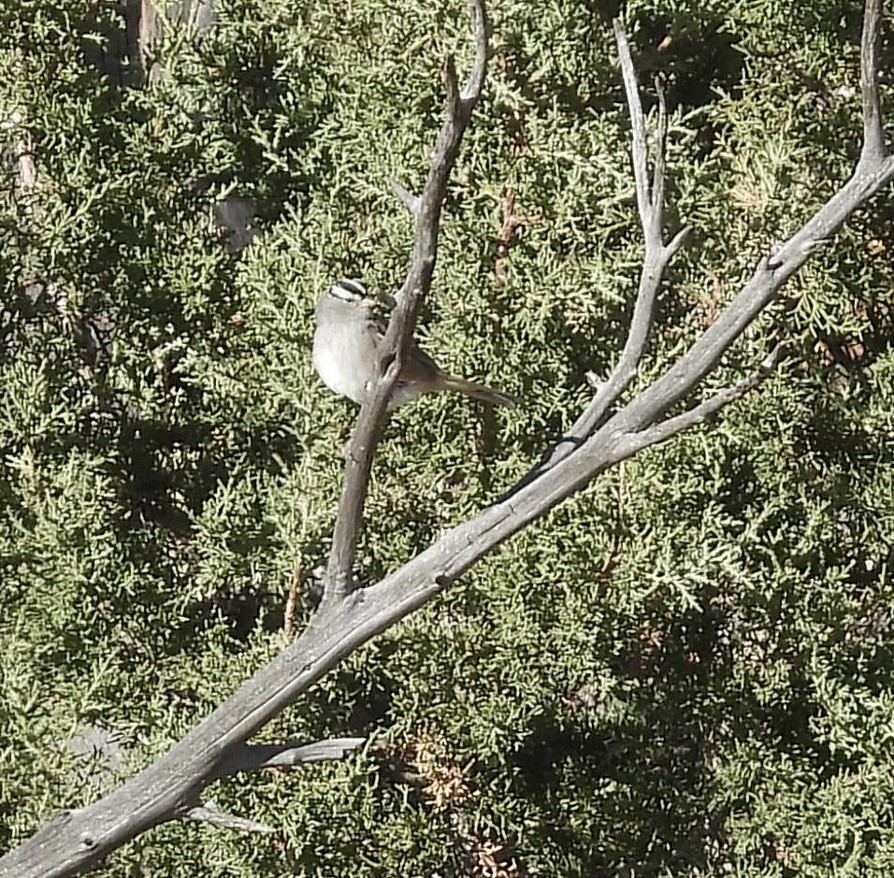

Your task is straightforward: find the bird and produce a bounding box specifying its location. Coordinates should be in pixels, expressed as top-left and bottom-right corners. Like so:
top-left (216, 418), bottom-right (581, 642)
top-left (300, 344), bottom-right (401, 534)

top-left (312, 278), bottom-right (517, 411)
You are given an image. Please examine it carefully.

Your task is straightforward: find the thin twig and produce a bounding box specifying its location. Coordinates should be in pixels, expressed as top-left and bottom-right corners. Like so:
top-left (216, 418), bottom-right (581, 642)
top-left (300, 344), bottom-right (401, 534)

top-left (282, 558), bottom-right (301, 639)
top-left (183, 802), bottom-right (278, 835)
top-left (621, 344), bottom-right (786, 453)
top-left (214, 738), bottom-right (366, 777)
top-left (390, 179), bottom-right (421, 215)
top-left (651, 78), bottom-right (669, 223)
top-left (614, 20), bottom-right (652, 227)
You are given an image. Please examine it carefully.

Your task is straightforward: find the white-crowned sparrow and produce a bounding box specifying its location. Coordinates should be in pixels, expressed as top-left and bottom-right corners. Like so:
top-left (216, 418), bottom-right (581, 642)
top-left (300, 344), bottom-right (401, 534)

top-left (313, 279), bottom-right (517, 410)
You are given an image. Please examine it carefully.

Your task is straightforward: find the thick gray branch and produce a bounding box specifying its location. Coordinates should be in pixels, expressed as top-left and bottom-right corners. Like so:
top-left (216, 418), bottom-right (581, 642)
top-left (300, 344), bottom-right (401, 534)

top-left (861, 0), bottom-right (887, 161)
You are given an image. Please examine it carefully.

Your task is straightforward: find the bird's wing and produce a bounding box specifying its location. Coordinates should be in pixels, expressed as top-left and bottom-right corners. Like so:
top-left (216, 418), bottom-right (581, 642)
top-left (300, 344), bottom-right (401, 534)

top-left (361, 310), bottom-right (440, 385)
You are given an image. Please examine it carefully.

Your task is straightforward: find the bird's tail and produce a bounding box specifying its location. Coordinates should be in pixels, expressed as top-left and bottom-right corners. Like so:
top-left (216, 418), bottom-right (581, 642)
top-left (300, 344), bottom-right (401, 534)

top-left (440, 375), bottom-right (519, 408)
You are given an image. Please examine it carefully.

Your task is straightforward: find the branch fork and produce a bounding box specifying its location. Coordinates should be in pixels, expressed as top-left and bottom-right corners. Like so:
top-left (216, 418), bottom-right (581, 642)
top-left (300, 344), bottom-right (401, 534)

top-left (540, 2), bottom-right (892, 476)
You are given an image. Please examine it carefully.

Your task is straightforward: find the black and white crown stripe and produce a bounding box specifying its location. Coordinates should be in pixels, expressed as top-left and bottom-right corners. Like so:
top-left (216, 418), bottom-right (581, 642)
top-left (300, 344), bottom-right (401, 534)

top-left (329, 278), bottom-right (367, 302)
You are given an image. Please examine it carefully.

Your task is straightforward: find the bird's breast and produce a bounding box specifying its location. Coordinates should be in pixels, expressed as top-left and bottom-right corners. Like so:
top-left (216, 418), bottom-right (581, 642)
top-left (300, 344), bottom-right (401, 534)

top-left (312, 324), bottom-right (369, 404)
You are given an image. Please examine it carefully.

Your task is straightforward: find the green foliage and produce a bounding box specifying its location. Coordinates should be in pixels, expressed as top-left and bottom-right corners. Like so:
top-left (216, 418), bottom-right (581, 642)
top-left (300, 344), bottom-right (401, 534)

top-left (2, 0), bottom-right (893, 875)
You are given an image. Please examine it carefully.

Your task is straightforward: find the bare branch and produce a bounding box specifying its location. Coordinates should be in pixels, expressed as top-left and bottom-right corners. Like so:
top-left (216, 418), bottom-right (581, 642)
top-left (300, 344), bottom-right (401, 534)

top-left (610, 154), bottom-right (894, 440)
top-left (664, 225), bottom-right (691, 260)
top-left (462, 0), bottom-right (489, 100)
top-left (282, 559), bottom-right (301, 639)
top-left (620, 344), bottom-right (785, 454)
top-left (320, 0), bottom-right (489, 608)
top-left (613, 20), bottom-right (651, 226)
top-left (124, 0), bottom-right (164, 85)
top-left (214, 738), bottom-right (366, 777)
top-left (652, 79), bottom-right (669, 216)
top-left (12, 113), bottom-right (38, 194)
top-left (390, 178), bottom-right (421, 215)
top-left (861, 0), bottom-right (887, 162)
top-left (534, 25), bottom-right (689, 477)
top-left (540, 2), bottom-right (894, 475)
top-left (444, 54), bottom-right (460, 119)
top-left (183, 802), bottom-right (278, 835)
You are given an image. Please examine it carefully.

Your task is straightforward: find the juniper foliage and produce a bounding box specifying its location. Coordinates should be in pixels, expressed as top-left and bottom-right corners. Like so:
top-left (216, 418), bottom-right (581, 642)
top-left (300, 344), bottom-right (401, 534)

top-left (1, 0), bottom-right (893, 875)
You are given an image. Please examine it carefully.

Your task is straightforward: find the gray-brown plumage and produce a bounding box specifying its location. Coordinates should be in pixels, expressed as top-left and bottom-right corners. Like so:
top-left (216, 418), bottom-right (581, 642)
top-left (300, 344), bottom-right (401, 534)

top-left (312, 279), bottom-right (517, 410)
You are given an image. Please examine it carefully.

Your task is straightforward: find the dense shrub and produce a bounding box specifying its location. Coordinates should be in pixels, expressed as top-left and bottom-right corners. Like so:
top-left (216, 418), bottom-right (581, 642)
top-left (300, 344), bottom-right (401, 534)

top-left (1, 0), bottom-right (892, 875)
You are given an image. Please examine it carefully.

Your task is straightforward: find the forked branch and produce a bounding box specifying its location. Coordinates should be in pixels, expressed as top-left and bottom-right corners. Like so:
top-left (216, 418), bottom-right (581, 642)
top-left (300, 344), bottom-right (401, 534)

top-left (540, 24), bottom-right (690, 474)
top-left (622, 344), bottom-right (786, 454)
top-left (543, 1), bottom-right (893, 472)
